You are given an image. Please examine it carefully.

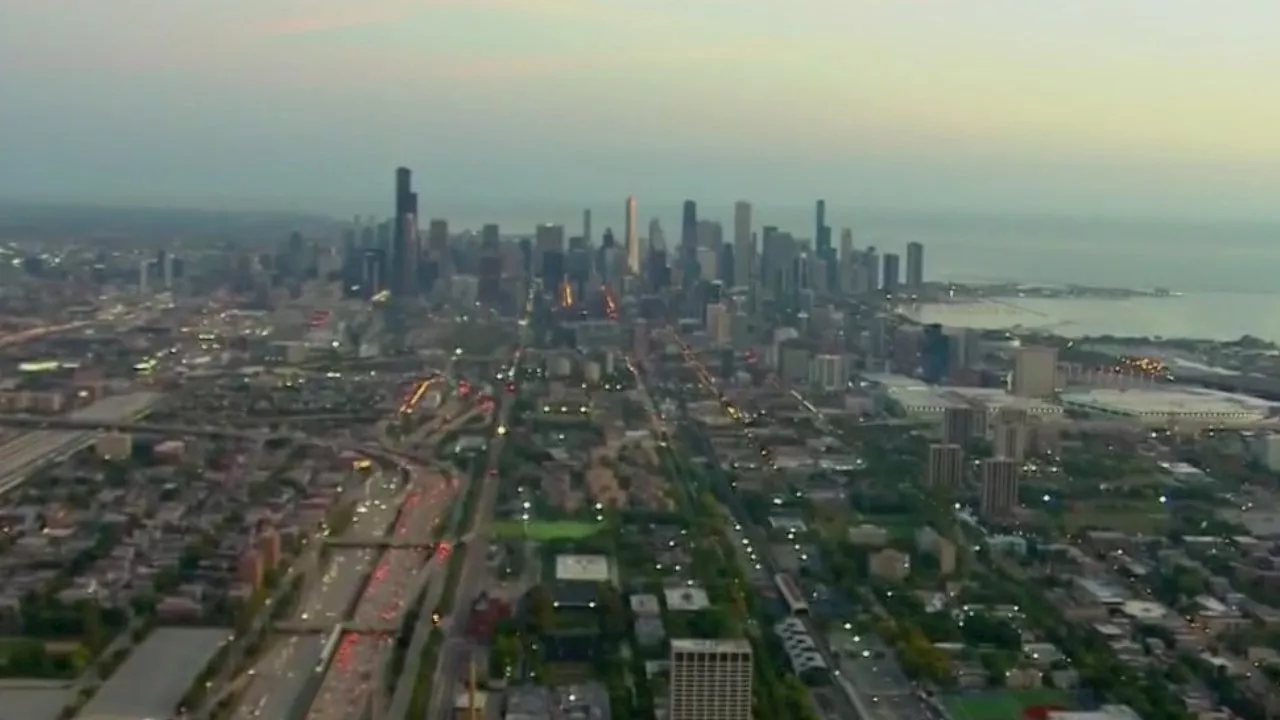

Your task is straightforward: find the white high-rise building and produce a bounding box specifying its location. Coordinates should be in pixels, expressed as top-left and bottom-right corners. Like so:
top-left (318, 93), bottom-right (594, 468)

top-left (668, 638), bottom-right (752, 720)
top-left (138, 259), bottom-right (150, 295)
top-left (1012, 346), bottom-right (1058, 398)
top-left (707, 303), bottom-right (731, 346)
top-left (625, 196), bottom-right (639, 275)
top-left (696, 247), bottom-right (719, 283)
top-left (809, 353), bottom-right (847, 391)
top-left (733, 201), bottom-right (752, 289)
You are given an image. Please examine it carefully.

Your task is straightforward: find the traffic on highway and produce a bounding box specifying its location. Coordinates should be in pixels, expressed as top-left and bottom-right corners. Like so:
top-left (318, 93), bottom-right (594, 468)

top-left (230, 634), bottom-right (325, 720)
top-left (304, 632), bottom-right (392, 720)
top-left (288, 473), bottom-right (406, 626)
top-left (306, 467), bottom-right (457, 717)
top-left (0, 391), bottom-right (163, 494)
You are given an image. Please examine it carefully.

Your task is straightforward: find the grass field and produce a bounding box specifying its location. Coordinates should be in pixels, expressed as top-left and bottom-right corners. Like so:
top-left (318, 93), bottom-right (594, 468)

top-left (942, 689), bottom-right (1072, 720)
top-left (491, 520), bottom-right (604, 541)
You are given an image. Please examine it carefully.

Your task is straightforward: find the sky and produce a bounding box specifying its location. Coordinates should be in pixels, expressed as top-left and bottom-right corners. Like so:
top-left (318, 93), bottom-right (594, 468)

top-left (0, 0), bottom-right (1277, 219)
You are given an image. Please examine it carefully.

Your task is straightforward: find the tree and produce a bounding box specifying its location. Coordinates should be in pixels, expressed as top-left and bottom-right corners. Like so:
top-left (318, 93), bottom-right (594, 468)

top-left (526, 585), bottom-right (556, 634)
top-left (79, 601), bottom-right (105, 652)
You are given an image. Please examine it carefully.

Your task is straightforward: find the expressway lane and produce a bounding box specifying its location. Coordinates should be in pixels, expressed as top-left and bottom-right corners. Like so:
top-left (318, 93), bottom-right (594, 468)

top-left (229, 635), bottom-right (325, 720)
top-left (304, 633), bottom-right (392, 720)
top-left (224, 471), bottom-right (407, 720)
top-left (305, 465), bottom-right (458, 718)
top-left (350, 474), bottom-right (453, 628)
top-left (289, 474), bottom-right (405, 625)
top-left (0, 391), bottom-right (164, 495)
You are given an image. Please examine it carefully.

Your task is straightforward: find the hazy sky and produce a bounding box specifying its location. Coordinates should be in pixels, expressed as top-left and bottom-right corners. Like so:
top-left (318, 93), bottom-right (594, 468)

top-left (1, 0), bottom-right (1277, 218)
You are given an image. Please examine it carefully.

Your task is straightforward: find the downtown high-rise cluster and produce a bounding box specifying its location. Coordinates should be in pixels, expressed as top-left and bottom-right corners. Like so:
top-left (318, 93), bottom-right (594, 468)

top-left (340, 169), bottom-right (929, 327)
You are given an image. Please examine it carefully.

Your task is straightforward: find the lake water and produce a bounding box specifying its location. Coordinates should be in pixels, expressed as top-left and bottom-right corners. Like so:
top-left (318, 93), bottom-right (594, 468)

top-left (909, 294), bottom-right (1280, 342)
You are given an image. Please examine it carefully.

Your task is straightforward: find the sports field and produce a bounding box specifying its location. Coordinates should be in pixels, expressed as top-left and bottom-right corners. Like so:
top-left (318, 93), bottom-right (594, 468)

top-left (491, 520), bottom-right (604, 541)
top-left (942, 689), bottom-right (1071, 720)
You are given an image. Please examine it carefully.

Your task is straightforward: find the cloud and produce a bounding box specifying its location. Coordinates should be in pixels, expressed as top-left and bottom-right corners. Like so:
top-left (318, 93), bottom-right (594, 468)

top-left (249, 0), bottom-right (659, 39)
top-left (433, 40), bottom-right (788, 80)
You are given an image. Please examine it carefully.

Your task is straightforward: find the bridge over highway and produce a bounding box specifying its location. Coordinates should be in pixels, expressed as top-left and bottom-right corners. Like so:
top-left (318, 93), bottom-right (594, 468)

top-left (0, 414), bottom-right (377, 434)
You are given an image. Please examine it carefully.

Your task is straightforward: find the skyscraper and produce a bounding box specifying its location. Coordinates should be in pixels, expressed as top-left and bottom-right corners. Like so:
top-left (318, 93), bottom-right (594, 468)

top-left (681, 200), bottom-right (698, 251)
top-left (815, 199), bottom-right (827, 252)
top-left (400, 210), bottom-right (418, 296)
top-left (391, 167), bottom-right (414, 296)
top-left (625, 196), bottom-right (639, 275)
top-left (680, 200), bottom-right (698, 285)
top-left (839, 228), bottom-right (854, 260)
top-left (481, 223), bottom-right (500, 252)
top-left (906, 241), bottom-right (924, 290)
top-left (980, 458), bottom-right (1020, 518)
top-left (535, 223), bottom-right (566, 285)
top-left (732, 201), bottom-right (752, 291)
top-left (815, 199), bottom-right (833, 287)
top-left (882, 253), bottom-right (900, 295)
top-left (583, 208), bottom-right (592, 247)
top-left (1012, 346), bottom-right (1058, 398)
top-left (668, 638), bottom-right (752, 720)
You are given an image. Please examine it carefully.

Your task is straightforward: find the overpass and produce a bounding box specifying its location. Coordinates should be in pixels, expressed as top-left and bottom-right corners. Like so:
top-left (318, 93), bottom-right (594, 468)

top-left (0, 414), bottom-right (376, 434)
top-left (0, 392), bottom-right (166, 496)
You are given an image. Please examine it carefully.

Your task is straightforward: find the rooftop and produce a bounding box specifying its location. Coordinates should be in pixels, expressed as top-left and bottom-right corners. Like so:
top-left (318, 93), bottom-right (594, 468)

top-left (1061, 387), bottom-right (1278, 422)
top-left (75, 627), bottom-right (230, 720)
top-left (670, 638), bottom-right (751, 653)
top-left (664, 586), bottom-right (710, 611)
top-left (554, 554), bottom-right (611, 582)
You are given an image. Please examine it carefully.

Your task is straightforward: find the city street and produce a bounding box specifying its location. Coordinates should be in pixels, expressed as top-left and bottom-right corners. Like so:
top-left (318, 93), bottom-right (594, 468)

top-left (422, 363), bottom-right (517, 720)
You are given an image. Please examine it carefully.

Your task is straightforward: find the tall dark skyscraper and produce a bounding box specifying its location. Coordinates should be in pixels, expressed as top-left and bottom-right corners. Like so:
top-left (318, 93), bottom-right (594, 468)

top-left (680, 200), bottom-right (698, 255)
top-left (815, 199), bottom-right (827, 248)
top-left (392, 167), bottom-right (415, 297)
top-left (680, 200), bottom-right (698, 289)
top-left (882, 252), bottom-right (901, 295)
top-left (481, 224), bottom-right (501, 252)
top-left (815, 199), bottom-right (835, 289)
top-left (906, 241), bottom-right (924, 290)
top-left (401, 198), bottom-right (418, 297)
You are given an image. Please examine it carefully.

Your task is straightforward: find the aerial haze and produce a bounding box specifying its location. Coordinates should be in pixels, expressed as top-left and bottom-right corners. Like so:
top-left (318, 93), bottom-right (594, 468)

top-left (1, 0), bottom-right (1277, 218)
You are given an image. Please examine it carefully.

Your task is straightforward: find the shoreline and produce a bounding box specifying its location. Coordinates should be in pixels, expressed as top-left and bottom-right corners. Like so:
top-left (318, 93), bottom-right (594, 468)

top-left (902, 292), bottom-right (1280, 343)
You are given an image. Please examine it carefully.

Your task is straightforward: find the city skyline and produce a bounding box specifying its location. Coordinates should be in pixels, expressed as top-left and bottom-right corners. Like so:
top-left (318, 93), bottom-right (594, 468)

top-left (1, 0), bottom-right (1278, 219)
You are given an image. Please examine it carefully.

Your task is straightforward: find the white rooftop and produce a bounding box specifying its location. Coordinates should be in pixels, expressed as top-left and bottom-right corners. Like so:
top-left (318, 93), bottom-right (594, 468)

top-left (554, 554), bottom-right (611, 582)
top-left (943, 386), bottom-right (1063, 415)
top-left (1061, 387), bottom-right (1277, 424)
top-left (671, 638), bottom-right (751, 653)
top-left (862, 373), bottom-right (967, 413)
top-left (664, 586), bottom-right (710, 611)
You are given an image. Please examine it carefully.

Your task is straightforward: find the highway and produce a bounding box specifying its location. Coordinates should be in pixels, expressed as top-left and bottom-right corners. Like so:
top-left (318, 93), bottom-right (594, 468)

top-left (304, 633), bottom-right (392, 720)
top-left (290, 474), bottom-right (406, 625)
top-left (350, 473), bottom-right (452, 628)
top-left (306, 466), bottom-right (458, 718)
top-left (0, 391), bottom-right (164, 494)
top-left (230, 635), bottom-right (325, 720)
top-left (423, 366), bottom-right (517, 720)
top-left (221, 472), bottom-right (407, 720)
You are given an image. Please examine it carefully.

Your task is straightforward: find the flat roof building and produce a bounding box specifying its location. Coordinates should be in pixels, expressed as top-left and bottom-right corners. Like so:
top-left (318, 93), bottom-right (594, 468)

top-left (668, 638), bottom-right (753, 720)
top-left (554, 554), bottom-right (611, 582)
top-left (664, 586), bottom-right (711, 611)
